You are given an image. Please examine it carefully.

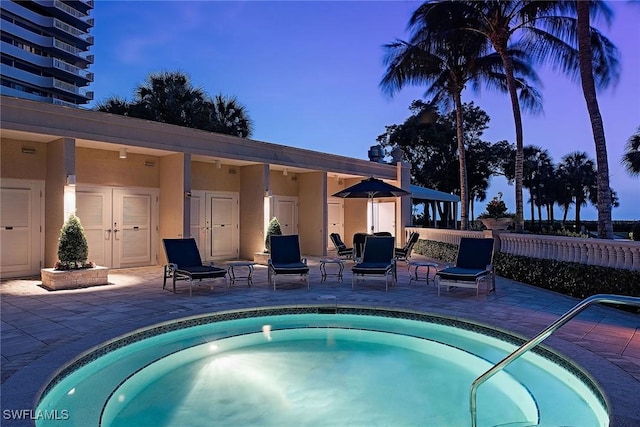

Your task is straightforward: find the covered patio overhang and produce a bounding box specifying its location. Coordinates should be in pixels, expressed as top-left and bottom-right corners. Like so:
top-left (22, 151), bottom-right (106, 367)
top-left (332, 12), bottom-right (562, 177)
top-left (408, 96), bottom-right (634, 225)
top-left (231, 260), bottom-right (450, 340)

top-left (409, 185), bottom-right (460, 229)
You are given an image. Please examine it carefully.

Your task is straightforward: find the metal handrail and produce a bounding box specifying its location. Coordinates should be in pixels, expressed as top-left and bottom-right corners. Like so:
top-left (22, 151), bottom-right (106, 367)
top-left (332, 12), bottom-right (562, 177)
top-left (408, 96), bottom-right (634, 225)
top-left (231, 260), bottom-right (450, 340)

top-left (470, 294), bottom-right (640, 427)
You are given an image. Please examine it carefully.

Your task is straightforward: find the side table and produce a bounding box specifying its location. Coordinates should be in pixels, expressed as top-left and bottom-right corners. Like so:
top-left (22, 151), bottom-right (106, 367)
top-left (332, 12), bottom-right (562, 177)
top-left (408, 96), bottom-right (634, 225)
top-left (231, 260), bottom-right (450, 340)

top-left (227, 261), bottom-right (255, 286)
top-left (319, 258), bottom-right (344, 283)
top-left (407, 261), bottom-right (438, 285)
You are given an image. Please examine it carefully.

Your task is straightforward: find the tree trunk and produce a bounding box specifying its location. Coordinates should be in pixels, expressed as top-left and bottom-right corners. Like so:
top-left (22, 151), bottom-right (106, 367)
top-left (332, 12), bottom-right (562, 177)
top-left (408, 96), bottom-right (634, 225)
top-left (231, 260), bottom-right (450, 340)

top-left (454, 91), bottom-right (469, 230)
top-left (577, 1), bottom-right (613, 239)
top-left (530, 189), bottom-right (535, 229)
top-left (497, 48), bottom-right (525, 233)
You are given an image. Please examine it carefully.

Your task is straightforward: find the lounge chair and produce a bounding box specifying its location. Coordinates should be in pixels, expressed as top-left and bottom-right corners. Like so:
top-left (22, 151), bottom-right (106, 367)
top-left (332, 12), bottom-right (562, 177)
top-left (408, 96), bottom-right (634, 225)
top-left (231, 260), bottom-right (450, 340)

top-left (395, 231), bottom-right (419, 263)
top-left (268, 234), bottom-right (309, 290)
top-left (162, 238), bottom-right (227, 296)
top-left (352, 236), bottom-right (396, 291)
top-left (330, 233), bottom-right (354, 259)
top-left (353, 232), bottom-right (369, 260)
top-left (435, 237), bottom-right (495, 298)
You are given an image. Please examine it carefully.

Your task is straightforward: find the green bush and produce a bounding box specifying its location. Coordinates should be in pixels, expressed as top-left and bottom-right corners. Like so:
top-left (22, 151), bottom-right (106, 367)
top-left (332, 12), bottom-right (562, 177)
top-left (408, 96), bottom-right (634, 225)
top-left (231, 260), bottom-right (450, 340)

top-left (56, 214), bottom-right (91, 270)
top-left (415, 239), bottom-right (640, 313)
top-left (264, 217), bottom-right (283, 253)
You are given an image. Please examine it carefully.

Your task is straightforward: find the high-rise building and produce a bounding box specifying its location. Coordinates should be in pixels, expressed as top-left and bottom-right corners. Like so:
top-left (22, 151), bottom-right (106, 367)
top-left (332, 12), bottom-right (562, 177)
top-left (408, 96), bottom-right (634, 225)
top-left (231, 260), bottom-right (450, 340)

top-left (1, 0), bottom-right (94, 106)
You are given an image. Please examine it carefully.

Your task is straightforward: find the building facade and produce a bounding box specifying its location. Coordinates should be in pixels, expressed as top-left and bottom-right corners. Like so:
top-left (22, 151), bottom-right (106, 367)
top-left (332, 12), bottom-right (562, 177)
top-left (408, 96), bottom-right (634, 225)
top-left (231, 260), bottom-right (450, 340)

top-left (0, 0), bottom-right (94, 106)
top-left (1, 96), bottom-right (414, 278)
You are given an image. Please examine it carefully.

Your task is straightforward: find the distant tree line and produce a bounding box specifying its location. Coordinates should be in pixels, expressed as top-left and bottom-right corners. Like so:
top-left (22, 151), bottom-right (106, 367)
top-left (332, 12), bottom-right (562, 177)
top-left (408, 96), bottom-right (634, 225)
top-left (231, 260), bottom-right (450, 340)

top-left (95, 71), bottom-right (253, 138)
top-left (377, 100), bottom-right (621, 231)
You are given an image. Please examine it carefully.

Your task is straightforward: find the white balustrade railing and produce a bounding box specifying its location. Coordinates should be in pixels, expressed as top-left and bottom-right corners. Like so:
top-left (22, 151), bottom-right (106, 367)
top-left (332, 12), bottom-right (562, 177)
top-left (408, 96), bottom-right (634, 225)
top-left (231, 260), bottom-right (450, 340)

top-left (407, 227), bottom-right (640, 271)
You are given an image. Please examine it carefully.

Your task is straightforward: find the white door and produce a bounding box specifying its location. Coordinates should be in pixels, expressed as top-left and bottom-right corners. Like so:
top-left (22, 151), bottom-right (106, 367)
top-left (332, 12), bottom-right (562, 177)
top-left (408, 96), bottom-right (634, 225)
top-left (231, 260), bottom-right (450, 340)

top-left (0, 179), bottom-right (44, 277)
top-left (327, 199), bottom-right (344, 249)
top-left (191, 191), bottom-right (239, 261)
top-left (273, 196), bottom-right (297, 235)
top-left (371, 201), bottom-right (396, 236)
top-left (77, 186), bottom-right (158, 268)
top-left (113, 189), bottom-right (154, 266)
top-left (189, 193), bottom-right (203, 252)
top-left (76, 186), bottom-right (112, 267)
top-left (206, 192), bottom-right (238, 260)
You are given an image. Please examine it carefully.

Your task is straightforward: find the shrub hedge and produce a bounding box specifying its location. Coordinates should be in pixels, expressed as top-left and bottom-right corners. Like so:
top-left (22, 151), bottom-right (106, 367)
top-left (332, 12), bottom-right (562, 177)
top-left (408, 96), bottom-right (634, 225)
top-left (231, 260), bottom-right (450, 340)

top-left (414, 239), bottom-right (640, 313)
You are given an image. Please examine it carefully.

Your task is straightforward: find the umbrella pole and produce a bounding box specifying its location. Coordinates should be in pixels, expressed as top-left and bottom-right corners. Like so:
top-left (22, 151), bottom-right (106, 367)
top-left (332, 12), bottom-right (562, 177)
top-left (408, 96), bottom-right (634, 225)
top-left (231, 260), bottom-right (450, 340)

top-left (370, 195), bottom-right (375, 233)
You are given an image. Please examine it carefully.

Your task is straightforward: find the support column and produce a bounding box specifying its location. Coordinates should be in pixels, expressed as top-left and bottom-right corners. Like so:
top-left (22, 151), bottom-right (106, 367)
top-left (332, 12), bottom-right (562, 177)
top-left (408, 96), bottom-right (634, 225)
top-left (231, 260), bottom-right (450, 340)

top-left (45, 138), bottom-right (76, 267)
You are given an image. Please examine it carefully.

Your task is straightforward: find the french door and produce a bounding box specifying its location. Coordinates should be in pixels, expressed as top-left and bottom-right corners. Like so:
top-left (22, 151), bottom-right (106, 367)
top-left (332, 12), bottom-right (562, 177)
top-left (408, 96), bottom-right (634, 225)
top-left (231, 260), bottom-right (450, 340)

top-left (191, 191), bottom-right (239, 261)
top-left (76, 186), bottom-right (158, 268)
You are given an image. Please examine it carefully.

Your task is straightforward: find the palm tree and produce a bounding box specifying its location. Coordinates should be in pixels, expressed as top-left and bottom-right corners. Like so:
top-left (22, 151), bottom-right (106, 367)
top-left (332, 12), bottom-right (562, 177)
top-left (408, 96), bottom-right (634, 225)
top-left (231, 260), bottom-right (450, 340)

top-left (410, 1), bottom-right (617, 233)
top-left (380, 18), bottom-right (540, 229)
top-left (574, 1), bottom-right (619, 238)
top-left (557, 151), bottom-right (597, 229)
top-left (622, 127), bottom-right (640, 177)
top-left (134, 71), bottom-right (207, 127)
top-left (522, 146), bottom-right (553, 228)
top-left (205, 94), bottom-right (254, 138)
top-left (95, 71), bottom-right (254, 138)
top-left (95, 96), bottom-right (132, 115)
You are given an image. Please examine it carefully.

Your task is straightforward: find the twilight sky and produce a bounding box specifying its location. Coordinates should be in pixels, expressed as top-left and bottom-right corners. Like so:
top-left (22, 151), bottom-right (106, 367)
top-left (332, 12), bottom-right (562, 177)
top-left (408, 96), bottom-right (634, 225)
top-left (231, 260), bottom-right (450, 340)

top-left (88, 1), bottom-right (640, 220)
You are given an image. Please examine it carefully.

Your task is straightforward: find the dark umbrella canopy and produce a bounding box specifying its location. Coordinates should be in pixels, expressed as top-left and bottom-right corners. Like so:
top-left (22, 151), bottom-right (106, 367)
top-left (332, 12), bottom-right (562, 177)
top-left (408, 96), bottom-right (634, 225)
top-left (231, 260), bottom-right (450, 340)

top-left (332, 177), bottom-right (410, 233)
top-left (332, 177), bottom-right (410, 199)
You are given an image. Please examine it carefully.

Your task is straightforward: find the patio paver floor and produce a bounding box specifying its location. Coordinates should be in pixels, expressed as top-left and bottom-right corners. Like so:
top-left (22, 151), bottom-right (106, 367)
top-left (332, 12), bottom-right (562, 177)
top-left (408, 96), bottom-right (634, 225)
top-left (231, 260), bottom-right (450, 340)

top-left (1, 255), bottom-right (639, 426)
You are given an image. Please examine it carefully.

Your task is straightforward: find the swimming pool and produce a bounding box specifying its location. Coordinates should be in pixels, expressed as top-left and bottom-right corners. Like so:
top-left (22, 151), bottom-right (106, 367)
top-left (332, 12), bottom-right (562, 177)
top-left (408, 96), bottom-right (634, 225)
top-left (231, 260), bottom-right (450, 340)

top-left (36, 306), bottom-right (608, 426)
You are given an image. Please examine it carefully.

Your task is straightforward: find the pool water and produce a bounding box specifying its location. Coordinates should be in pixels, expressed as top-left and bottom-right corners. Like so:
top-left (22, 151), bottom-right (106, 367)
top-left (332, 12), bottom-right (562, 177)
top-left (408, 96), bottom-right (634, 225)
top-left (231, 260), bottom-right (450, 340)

top-left (36, 308), bottom-right (608, 427)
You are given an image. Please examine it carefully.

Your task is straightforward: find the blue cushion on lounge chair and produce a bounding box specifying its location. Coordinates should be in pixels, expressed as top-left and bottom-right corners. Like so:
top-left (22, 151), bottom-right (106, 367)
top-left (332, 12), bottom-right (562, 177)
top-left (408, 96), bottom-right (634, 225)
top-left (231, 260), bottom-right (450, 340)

top-left (352, 236), bottom-right (396, 291)
top-left (435, 238), bottom-right (495, 298)
top-left (268, 235), bottom-right (309, 290)
top-left (436, 267), bottom-right (490, 280)
top-left (352, 262), bottom-right (393, 274)
top-left (162, 238), bottom-right (227, 296)
top-left (330, 233), bottom-right (353, 258)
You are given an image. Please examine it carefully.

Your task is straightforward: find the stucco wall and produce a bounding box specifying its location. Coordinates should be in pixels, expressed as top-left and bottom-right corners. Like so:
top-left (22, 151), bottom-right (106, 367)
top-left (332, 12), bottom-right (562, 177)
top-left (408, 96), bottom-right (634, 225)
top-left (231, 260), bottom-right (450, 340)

top-left (240, 164), bottom-right (268, 259)
top-left (298, 172), bottom-right (326, 256)
top-left (44, 138), bottom-right (74, 267)
top-left (271, 170), bottom-right (299, 196)
top-left (1, 138), bottom-right (47, 180)
top-left (159, 153), bottom-right (188, 263)
top-left (341, 177), bottom-right (368, 240)
top-left (76, 148), bottom-right (160, 188)
top-left (191, 161), bottom-right (241, 191)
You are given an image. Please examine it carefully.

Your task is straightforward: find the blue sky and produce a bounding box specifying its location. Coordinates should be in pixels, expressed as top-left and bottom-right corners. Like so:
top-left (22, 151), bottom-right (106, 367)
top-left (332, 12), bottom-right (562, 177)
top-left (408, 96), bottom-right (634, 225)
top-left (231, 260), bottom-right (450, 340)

top-left (88, 1), bottom-right (639, 220)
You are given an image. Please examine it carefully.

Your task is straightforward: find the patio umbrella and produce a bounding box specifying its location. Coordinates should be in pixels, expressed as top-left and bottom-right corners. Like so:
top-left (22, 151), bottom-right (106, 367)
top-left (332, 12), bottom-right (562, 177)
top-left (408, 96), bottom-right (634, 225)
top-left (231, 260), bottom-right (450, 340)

top-left (332, 177), bottom-right (411, 233)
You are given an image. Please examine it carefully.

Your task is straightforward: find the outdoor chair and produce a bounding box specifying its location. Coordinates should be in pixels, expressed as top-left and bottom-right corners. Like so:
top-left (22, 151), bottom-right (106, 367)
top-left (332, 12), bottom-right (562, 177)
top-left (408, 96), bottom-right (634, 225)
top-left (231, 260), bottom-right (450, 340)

top-left (395, 231), bottom-right (419, 264)
top-left (162, 238), bottom-right (227, 296)
top-left (268, 234), bottom-right (309, 290)
top-left (435, 237), bottom-right (495, 299)
top-left (353, 232), bottom-right (369, 260)
top-left (330, 233), bottom-right (354, 259)
top-left (352, 236), bottom-right (396, 291)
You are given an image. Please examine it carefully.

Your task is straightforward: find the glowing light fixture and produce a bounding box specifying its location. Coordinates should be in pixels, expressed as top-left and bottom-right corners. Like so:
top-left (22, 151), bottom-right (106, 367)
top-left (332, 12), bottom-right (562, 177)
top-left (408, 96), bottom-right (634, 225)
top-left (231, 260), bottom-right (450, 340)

top-left (119, 148), bottom-right (127, 159)
top-left (283, 168), bottom-right (288, 176)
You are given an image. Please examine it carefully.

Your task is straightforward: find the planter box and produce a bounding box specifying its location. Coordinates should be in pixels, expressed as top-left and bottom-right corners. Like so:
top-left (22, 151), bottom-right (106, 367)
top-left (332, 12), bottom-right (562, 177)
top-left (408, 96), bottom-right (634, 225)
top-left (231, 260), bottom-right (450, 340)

top-left (41, 266), bottom-right (109, 290)
top-left (480, 218), bottom-right (513, 231)
top-left (253, 252), bottom-right (270, 265)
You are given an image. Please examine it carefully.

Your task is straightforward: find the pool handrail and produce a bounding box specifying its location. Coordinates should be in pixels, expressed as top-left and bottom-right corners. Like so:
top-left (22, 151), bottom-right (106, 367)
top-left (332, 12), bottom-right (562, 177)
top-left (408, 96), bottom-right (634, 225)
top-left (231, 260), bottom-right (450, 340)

top-left (470, 293), bottom-right (640, 427)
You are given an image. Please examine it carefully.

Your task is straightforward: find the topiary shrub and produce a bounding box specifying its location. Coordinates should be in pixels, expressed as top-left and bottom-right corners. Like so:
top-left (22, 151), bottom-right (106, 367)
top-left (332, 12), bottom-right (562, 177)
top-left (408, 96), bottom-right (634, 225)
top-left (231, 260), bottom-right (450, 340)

top-left (264, 217), bottom-right (283, 253)
top-left (55, 214), bottom-right (93, 270)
